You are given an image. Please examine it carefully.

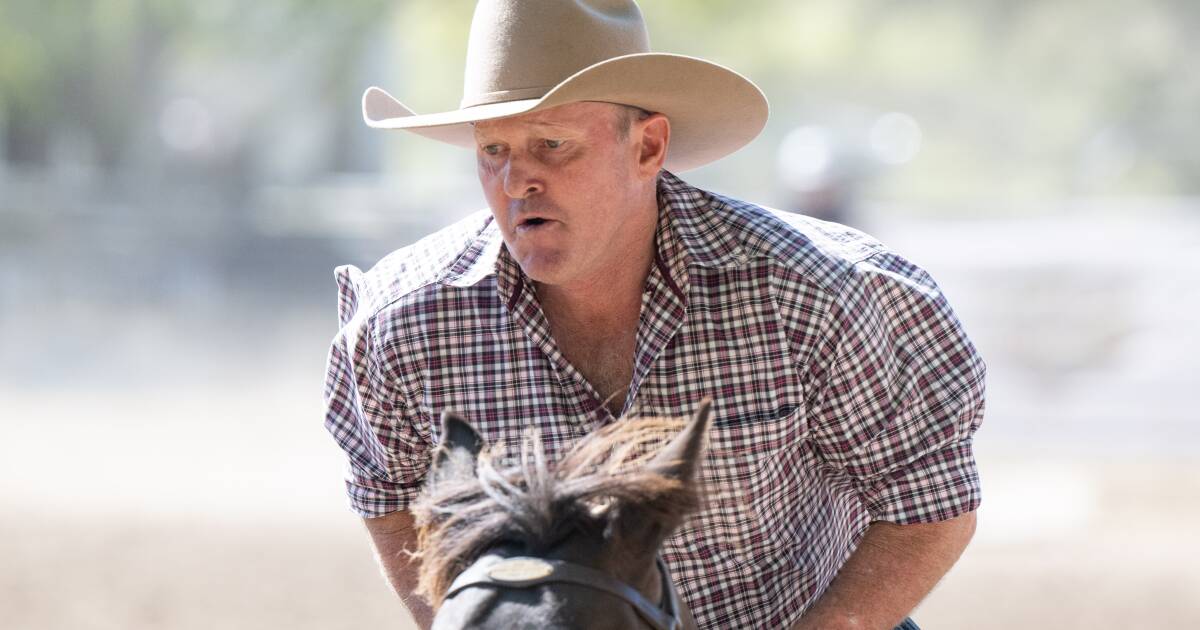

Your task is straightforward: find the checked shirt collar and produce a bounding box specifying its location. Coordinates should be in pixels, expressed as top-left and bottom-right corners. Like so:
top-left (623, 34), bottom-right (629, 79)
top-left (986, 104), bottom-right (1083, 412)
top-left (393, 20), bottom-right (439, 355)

top-left (438, 170), bottom-right (750, 420)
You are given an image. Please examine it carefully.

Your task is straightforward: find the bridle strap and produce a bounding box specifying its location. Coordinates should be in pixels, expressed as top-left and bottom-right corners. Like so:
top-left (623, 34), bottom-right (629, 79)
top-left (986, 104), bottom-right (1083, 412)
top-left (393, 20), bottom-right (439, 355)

top-left (445, 555), bottom-right (681, 630)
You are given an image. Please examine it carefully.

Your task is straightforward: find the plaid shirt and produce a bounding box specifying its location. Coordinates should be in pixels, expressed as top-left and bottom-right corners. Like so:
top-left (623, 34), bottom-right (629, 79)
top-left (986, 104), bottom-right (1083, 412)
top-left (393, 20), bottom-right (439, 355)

top-left (323, 171), bottom-right (986, 628)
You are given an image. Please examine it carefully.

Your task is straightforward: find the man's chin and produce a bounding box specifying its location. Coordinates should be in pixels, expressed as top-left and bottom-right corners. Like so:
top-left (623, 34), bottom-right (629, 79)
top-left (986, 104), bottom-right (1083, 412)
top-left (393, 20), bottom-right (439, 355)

top-left (514, 253), bottom-right (570, 286)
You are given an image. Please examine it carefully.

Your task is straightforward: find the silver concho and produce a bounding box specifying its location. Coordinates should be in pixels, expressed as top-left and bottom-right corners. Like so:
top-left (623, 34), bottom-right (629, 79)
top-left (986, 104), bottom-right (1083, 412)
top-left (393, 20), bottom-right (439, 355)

top-left (487, 558), bottom-right (555, 583)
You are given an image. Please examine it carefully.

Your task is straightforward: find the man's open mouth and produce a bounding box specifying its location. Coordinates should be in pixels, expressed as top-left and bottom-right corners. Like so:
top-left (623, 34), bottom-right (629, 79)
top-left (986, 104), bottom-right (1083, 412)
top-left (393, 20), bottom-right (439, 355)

top-left (517, 217), bottom-right (553, 232)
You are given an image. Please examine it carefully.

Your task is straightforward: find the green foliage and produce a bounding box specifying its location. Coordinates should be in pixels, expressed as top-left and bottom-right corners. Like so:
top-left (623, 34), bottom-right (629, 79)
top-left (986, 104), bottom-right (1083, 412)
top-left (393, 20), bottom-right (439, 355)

top-left (1, 0), bottom-right (1197, 199)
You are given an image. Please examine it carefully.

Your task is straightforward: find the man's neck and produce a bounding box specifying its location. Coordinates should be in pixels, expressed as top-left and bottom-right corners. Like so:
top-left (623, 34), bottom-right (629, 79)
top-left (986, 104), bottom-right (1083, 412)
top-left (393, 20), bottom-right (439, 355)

top-left (534, 261), bottom-right (649, 329)
top-left (534, 251), bottom-right (651, 413)
top-left (534, 222), bottom-right (656, 330)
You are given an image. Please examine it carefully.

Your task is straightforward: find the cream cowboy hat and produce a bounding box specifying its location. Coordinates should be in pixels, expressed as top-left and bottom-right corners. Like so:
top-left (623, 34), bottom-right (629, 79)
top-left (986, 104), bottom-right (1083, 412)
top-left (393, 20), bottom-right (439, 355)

top-left (362, 0), bottom-right (769, 172)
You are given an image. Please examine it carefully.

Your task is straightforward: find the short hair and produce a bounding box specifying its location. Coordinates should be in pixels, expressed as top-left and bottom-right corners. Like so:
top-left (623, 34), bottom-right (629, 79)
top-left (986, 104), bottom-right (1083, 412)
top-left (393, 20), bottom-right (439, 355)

top-left (614, 104), bottom-right (653, 141)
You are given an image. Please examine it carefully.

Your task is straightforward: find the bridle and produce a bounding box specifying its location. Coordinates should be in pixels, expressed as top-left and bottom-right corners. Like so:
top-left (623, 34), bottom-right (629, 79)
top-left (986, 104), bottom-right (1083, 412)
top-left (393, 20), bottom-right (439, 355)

top-left (445, 555), bottom-right (682, 630)
top-left (444, 554), bottom-right (683, 630)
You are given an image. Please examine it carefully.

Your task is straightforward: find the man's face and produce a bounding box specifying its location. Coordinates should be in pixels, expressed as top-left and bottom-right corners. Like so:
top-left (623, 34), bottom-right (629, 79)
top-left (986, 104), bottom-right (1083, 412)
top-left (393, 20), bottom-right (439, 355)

top-left (473, 101), bottom-right (655, 289)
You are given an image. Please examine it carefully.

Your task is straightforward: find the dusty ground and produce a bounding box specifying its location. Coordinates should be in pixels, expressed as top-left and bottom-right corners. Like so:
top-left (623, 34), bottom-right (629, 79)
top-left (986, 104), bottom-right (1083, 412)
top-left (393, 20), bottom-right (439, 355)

top-left (915, 456), bottom-right (1200, 628)
top-left (4, 380), bottom-right (1198, 630)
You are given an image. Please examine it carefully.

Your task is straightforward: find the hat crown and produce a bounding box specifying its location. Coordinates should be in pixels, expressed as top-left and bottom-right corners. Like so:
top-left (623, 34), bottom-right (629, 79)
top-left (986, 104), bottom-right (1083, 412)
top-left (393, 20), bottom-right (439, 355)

top-left (461, 0), bottom-right (651, 108)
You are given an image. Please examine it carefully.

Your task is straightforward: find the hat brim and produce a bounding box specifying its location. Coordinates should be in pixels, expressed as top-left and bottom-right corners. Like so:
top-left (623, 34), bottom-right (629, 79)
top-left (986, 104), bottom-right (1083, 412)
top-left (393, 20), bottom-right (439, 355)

top-left (362, 53), bottom-right (768, 172)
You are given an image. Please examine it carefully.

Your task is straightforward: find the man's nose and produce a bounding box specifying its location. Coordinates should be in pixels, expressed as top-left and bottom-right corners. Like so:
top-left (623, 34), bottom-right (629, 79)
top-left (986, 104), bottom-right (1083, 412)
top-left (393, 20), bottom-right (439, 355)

top-left (501, 155), bottom-right (545, 199)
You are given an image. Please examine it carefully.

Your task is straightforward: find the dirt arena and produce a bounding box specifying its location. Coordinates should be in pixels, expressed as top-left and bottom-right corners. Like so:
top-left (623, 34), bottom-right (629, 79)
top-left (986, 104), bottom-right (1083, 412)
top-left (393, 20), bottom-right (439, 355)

top-left (4, 374), bottom-right (1197, 629)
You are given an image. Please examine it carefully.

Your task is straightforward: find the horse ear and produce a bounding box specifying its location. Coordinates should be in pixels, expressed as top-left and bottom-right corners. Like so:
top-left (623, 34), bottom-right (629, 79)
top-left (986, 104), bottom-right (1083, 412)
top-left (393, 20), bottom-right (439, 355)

top-left (647, 398), bottom-right (713, 483)
top-left (432, 410), bottom-right (485, 480)
top-left (607, 399), bottom-right (714, 555)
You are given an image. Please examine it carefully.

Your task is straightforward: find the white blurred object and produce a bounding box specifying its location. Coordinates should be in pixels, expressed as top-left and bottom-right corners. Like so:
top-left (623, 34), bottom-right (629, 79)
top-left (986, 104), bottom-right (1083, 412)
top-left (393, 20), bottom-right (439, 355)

top-left (776, 125), bottom-right (838, 192)
top-left (159, 97), bottom-right (214, 155)
top-left (775, 122), bottom-right (872, 224)
top-left (1076, 126), bottom-right (1138, 192)
top-left (869, 112), bottom-right (922, 165)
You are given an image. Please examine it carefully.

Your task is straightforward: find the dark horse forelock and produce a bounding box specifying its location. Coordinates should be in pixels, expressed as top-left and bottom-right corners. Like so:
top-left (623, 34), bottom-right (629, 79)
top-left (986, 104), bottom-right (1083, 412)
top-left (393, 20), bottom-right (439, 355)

top-left (411, 417), bottom-right (703, 607)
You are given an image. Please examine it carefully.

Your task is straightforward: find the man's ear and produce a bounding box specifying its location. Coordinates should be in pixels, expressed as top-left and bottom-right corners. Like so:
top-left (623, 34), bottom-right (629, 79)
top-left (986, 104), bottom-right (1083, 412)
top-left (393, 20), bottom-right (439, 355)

top-left (636, 113), bottom-right (671, 177)
top-left (431, 410), bottom-right (485, 482)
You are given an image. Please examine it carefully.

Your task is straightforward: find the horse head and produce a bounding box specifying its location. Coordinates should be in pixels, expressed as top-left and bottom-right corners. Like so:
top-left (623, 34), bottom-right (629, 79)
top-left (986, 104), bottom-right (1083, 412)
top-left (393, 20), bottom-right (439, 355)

top-left (412, 400), bottom-right (713, 629)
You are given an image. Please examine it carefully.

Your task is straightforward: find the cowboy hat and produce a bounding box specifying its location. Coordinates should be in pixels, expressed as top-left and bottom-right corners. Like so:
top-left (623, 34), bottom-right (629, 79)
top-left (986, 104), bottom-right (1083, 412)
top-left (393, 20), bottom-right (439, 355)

top-left (362, 0), bottom-right (769, 172)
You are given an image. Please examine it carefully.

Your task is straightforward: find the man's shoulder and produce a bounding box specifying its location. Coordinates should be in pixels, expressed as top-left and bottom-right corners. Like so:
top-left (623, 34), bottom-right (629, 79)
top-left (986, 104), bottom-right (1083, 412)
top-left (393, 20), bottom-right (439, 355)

top-left (712, 195), bottom-right (948, 306)
top-left (332, 209), bottom-right (498, 329)
top-left (699, 190), bottom-right (887, 291)
top-left (699, 192), bottom-right (967, 332)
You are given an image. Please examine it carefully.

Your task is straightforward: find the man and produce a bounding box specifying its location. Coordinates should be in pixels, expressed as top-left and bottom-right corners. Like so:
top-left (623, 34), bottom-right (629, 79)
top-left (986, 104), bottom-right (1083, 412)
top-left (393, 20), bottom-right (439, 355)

top-left (323, 1), bottom-right (986, 628)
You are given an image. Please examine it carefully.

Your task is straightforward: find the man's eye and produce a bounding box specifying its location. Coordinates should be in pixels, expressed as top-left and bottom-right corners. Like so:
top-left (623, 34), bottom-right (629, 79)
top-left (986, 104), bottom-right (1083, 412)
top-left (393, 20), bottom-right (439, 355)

top-left (544, 139), bottom-right (563, 149)
top-left (482, 144), bottom-right (502, 155)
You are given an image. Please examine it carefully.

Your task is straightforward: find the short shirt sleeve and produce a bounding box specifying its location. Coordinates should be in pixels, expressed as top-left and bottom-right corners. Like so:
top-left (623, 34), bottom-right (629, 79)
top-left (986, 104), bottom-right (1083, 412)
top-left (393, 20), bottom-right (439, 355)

top-left (806, 250), bottom-right (987, 524)
top-left (322, 265), bottom-right (432, 517)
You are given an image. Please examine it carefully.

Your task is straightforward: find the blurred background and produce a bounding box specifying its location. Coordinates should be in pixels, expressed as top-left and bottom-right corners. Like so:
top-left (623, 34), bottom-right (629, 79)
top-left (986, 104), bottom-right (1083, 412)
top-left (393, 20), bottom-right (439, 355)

top-left (2, 0), bottom-right (1197, 628)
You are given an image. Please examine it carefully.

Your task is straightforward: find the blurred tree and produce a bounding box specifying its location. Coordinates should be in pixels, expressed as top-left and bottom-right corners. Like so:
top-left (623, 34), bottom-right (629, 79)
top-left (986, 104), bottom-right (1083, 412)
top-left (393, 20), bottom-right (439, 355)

top-left (0, 0), bottom-right (390, 174)
top-left (0, 0), bottom-right (1197, 201)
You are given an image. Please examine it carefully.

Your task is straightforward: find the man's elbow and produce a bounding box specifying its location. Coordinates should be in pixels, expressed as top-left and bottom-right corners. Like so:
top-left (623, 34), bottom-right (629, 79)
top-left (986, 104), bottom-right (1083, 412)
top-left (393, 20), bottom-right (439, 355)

top-left (362, 511), bottom-right (435, 626)
top-left (954, 509), bottom-right (978, 548)
top-left (935, 509), bottom-right (978, 564)
top-left (885, 509), bottom-right (978, 560)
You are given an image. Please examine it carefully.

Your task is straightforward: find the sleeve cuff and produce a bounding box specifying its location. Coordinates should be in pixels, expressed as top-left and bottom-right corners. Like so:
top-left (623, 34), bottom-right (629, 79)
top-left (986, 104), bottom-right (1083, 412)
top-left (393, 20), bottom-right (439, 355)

top-left (860, 439), bottom-right (981, 524)
top-left (345, 473), bottom-right (424, 518)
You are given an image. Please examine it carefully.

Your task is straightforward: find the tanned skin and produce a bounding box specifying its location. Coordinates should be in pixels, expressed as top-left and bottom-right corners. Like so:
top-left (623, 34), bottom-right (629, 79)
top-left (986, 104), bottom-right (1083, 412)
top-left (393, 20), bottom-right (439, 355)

top-left (363, 511), bottom-right (432, 628)
top-left (792, 512), bottom-right (977, 629)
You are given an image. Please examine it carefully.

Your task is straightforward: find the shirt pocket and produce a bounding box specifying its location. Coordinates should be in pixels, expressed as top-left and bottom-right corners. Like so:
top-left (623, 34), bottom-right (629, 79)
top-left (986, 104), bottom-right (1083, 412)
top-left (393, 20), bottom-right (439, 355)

top-left (673, 399), bottom-right (813, 564)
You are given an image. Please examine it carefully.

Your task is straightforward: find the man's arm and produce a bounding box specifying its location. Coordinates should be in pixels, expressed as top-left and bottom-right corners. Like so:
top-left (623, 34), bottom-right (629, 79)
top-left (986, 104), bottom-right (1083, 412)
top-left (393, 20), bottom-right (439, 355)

top-left (363, 511), bottom-right (434, 629)
top-left (793, 510), bottom-right (977, 630)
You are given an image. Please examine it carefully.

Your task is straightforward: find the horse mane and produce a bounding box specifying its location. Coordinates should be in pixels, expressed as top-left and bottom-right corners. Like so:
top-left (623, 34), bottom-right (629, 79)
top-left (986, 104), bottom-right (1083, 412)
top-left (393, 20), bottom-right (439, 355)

top-left (411, 416), bottom-right (703, 607)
